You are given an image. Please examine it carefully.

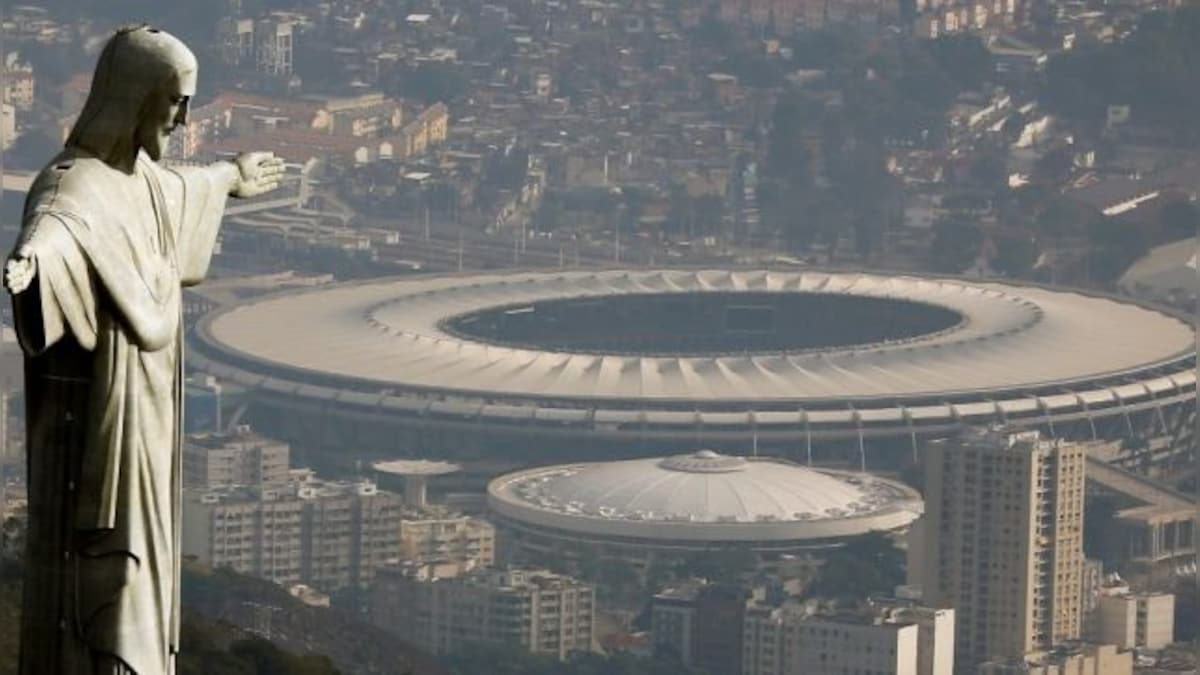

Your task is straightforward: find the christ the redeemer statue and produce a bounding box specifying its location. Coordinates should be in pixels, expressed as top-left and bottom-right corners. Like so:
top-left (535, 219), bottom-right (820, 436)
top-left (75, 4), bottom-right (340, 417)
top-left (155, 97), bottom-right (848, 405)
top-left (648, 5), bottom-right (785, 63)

top-left (4, 26), bottom-right (284, 675)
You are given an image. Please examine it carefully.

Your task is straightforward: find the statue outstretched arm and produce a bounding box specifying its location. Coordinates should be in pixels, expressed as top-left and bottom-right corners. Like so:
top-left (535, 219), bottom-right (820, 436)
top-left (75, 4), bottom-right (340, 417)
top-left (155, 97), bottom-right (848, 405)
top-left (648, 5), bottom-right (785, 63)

top-left (162, 152), bottom-right (283, 287)
top-left (5, 214), bottom-right (98, 354)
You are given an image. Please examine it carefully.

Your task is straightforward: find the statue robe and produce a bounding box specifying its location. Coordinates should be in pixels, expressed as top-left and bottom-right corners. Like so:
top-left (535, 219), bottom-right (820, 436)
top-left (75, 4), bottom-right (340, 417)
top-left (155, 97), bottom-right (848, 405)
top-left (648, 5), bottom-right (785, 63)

top-left (14, 149), bottom-right (229, 675)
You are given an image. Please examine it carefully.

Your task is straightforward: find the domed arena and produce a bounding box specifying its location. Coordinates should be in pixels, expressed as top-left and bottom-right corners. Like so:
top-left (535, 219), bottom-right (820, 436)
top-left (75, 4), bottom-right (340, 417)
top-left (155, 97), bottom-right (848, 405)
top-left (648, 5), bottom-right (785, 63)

top-left (190, 269), bottom-right (1195, 467)
top-left (486, 449), bottom-right (923, 564)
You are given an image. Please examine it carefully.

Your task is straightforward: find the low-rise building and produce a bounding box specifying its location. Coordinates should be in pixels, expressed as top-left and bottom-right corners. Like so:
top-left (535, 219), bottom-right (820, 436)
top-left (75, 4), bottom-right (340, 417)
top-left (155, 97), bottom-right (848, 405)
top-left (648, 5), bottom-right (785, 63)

top-left (398, 506), bottom-right (495, 571)
top-left (655, 582), bottom-right (748, 675)
top-left (1096, 589), bottom-right (1174, 650)
top-left (786, 615), bottom-right (919, 675)
top-left (655, 580), bottom-right (953, 675)
top-left (977, 643), bottom-right (1133, 674)
top-left (3, 53), bottom-right (35, 110)
top-left (369, 566), bottom-right (594, 660)
top-left (742, 597), bottom-right (954, 675)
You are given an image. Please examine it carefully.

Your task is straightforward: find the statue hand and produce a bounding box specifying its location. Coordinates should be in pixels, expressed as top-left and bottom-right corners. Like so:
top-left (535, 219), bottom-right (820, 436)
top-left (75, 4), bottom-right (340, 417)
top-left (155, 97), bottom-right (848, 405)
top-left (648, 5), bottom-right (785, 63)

top-left (4, 245), bottom-right (36, 295)
top-left (231, 152), bottom-right (285, 198)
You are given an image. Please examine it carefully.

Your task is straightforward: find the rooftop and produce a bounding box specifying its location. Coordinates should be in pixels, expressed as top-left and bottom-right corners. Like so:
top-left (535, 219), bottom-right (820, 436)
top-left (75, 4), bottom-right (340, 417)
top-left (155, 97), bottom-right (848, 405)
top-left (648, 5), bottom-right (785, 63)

top-left (200, 269), bottom-right (1194, 403)
top-left (374, 459), bottom-right (462, 476)
top-left (488, 450), bottom-right (922, 543)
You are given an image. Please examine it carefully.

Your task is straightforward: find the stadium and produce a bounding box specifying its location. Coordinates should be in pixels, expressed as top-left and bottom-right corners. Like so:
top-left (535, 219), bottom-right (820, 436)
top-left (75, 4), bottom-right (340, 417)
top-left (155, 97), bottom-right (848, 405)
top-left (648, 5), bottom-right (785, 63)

top-left (486, 449), bottom-right (924, 566)
top-left (190, 269), bottom-right (1196, 468)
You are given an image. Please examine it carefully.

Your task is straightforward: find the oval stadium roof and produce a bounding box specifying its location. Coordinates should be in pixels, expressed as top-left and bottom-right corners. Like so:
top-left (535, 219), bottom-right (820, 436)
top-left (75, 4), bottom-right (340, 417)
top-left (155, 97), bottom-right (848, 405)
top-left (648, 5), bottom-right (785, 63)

top-left (201, 269), bottom-right (1194, 403)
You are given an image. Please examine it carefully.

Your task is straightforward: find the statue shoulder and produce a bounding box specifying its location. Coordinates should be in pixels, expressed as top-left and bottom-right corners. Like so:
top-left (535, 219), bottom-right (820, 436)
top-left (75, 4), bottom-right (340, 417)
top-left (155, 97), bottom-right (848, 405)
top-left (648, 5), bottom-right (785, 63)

top-left (25, 156), bottom-right (120, 224)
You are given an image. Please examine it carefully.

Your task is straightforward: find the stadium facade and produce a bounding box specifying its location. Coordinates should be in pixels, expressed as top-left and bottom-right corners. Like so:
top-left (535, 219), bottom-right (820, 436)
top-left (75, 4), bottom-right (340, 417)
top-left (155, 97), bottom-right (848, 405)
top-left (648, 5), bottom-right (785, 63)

top-left (190, 269), bottom-right (1196, 468)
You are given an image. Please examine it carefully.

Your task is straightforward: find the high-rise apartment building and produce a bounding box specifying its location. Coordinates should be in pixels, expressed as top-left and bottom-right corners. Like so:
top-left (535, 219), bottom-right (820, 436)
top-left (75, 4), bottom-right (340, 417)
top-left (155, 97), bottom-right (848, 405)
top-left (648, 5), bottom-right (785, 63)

top-left (369, 566), bottom-right (594, 660)
top-left (182, 474), bottom-right (403, 591)
top-left (921, 428), bottom-right (1087, 668)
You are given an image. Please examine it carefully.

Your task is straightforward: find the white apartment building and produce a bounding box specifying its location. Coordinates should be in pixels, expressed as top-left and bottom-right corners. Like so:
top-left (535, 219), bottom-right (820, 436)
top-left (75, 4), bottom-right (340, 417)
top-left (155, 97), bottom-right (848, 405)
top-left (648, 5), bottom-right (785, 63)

top-left (369, 566), bottom-right (594, 660)
top-left (184, 427), bottom-right (290, 489)
top-left (787, 616), bottom-right (919, 675)
top-left (2, 53), bottom-right (35, 110)
top-left (398, 507), bottom-right (495, 571)
top-left (216, 17), bottom-right (255, 67)
top-left (183, 475), bottom-right (402, 591)
top-left (742, 599), bottom-right (953, 675)
top-left (978, 643), bottom-right (1133, 674)
top-left (255, 17), bottom-right (295, 76)
top-left (1096, 590), bottom-right (1174, 650)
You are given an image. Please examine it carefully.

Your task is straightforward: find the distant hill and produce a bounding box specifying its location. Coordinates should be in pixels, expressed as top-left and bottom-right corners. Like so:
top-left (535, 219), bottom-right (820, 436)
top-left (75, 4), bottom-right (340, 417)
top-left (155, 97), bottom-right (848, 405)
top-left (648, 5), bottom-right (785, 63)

top-left (0, 559), bottom-right (447, 675)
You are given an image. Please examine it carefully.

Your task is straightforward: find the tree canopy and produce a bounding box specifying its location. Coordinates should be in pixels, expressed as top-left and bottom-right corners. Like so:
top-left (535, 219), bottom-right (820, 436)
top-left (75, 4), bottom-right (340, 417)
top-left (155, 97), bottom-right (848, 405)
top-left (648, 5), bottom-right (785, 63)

top-left (1043, 5), bottom-right (1200, 138)
top-left (806, 532), bottom-right (905, 603)
top-left (929, 217), bottom-right (982, 273)
top-left (442, 642), bottom-right (706, 675)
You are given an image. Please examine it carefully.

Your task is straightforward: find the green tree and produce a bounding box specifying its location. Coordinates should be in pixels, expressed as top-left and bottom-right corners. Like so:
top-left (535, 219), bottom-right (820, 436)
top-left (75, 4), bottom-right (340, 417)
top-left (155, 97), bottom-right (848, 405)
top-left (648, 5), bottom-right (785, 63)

top-left (578, 556), bottom-right (642, 605)
top-left (691, 14), bottom-right (733, 51)
top-left (442, 642), bottom-right (705, 675)
top-left (1086, 217), bottom-right (1148, 283)
top-left (228, 639), bottom-right (342, 675)
top-left (674, 549), bottom-right (758, 583)
top-left (1032, 147), bottom-right (1075, 185)
top-left (387, 62), bottom-right (469, 105)
top-left (1032, 195), bottom-right (1095, 238)
top-left (765, 93), bottom-right (821, 184)
top-left (992, 233), bottom-right (1039, 278)
top-left (1043, 6), bottom-right (1200, 138)
top-left (930, 217), bottom-right (982, 273)
top-left (807, 532), bottom-right (904, 602)
top-left (925, 35), bottom-right (993, 89)
top-left (1158, 201), bottom-right (1200, 241)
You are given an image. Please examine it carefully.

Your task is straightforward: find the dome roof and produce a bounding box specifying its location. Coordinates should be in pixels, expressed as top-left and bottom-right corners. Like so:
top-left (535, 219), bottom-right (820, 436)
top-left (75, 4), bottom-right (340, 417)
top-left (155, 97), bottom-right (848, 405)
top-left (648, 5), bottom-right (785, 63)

top-left (547, 450), bottom-right (875, 522)
top-left (487, 451), bottom-right (923, 544)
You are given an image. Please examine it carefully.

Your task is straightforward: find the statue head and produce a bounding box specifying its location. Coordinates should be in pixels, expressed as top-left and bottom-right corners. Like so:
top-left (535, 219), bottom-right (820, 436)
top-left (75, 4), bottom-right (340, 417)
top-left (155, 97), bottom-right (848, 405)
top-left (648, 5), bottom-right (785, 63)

top-left (66, 25), bottom-right (198, 167)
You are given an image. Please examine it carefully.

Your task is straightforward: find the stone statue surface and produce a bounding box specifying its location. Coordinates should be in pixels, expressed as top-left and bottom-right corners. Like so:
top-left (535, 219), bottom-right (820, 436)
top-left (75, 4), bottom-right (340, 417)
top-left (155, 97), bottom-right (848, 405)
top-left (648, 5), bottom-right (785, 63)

top-left (4, 26), bottom-right (284, 675)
